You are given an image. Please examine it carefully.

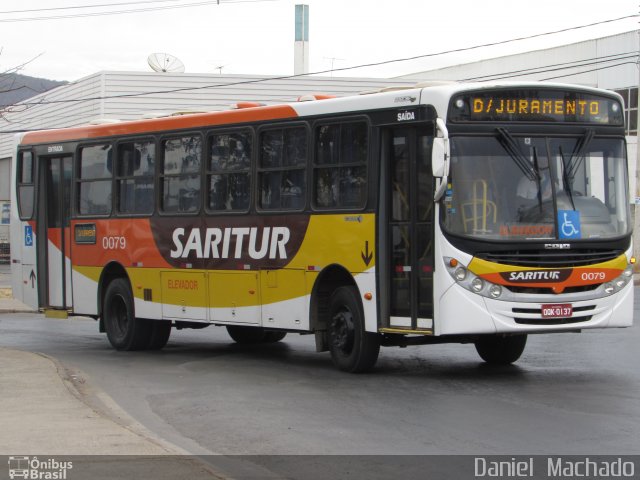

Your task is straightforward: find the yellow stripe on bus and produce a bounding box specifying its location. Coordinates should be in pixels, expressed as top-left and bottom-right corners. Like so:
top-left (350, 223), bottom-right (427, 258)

top-left (73, 213), bottom-right (376, 308)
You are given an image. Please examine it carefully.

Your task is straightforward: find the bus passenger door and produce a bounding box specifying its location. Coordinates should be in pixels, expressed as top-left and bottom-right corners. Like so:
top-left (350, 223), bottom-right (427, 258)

top-left (380, 127), bottom-right (434, 330)
top-left (37, 156), bottom-right (73, 310)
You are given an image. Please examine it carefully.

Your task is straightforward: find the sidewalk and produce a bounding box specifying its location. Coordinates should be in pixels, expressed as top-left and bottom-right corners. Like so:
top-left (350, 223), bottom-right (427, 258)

top-left (0, 275), bottom-right (225, 477)
top-left (0, 347), bottom-right (225, 478)
top-left (0, 348), bottom-right (180, 455)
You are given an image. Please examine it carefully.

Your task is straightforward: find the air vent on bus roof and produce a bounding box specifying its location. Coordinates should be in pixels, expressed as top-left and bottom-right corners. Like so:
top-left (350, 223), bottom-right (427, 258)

top-left (230, 101), bottom-right (266, 109)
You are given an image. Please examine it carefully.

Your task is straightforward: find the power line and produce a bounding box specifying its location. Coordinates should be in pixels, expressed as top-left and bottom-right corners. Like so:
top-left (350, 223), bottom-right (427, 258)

top-left (0, 0), bottom-right (185, 15)
top-left (0, 0), bottom-right (280, 22)
top-left (461, 52), bottom-right (638, 82)
top-left (7, 14), bottom-right (640, 107)
top-left (460, 51), bottom-right (637, 81)
top-left (540, 61), bottom-right (638, 81)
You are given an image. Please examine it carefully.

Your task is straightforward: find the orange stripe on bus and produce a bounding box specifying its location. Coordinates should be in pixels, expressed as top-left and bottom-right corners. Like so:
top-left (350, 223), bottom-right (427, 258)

top-left (21, 105), bottom-right (299, 145)
top-left (71, 218), bottom-right (173, 269)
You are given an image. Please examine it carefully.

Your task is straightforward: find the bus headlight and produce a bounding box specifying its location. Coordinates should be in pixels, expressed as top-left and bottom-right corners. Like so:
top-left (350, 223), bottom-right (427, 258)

top-left (454, 267), bottom-right (467, 281)
top-left (601, 263), bottom-right (635, 296)
top-left (444, 257), bottom-right (503, 299)
top-left (489, 284), bottom-right (502, 298)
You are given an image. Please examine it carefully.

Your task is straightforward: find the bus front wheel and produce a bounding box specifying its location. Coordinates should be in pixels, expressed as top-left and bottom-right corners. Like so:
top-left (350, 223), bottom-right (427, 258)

top-left (103, 278), bottom-right (151, 351)
top-left (328, 286), bottom-right (380, 373)
top-left (475, 334), bottom-right (527, 365)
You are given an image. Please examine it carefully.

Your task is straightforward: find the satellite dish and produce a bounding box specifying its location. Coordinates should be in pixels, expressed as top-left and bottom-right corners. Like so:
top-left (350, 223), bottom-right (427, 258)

top-left (147, 53), bottom-right (185, 73)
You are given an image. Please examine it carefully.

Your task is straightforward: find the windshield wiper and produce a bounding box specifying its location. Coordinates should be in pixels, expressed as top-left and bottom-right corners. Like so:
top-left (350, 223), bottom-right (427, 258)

top-left (566, 129), bottom-right (595, 181)
top-left (532, 146), bottom-right (544, 212)
top-left (496, 128), bottom-right (540, 181)
top-left (559, 145), bottom-right (577, 211)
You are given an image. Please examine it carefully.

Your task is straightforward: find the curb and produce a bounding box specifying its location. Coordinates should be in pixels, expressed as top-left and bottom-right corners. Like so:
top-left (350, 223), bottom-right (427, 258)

top-left (0, 347), bottom-right (228, 478)
top-left (41, 352), bottom-right (196, 457)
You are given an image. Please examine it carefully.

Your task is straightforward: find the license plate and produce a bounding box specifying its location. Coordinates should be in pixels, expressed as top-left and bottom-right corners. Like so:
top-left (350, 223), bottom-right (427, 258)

top-left (541, 304), bottom-right (573, 318)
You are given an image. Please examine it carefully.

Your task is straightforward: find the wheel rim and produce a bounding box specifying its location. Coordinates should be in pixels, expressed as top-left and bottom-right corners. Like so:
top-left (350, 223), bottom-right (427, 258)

top-left (111, 294), bottom-right (129, 337)
top-left (331, 307), bottom-right (355, 354)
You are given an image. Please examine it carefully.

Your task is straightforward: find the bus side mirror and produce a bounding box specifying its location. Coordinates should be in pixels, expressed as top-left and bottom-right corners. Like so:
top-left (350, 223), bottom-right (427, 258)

top-left (433, 118), bottom-right (450, 201)
top-left (432, 137), bottom-right (449, 177)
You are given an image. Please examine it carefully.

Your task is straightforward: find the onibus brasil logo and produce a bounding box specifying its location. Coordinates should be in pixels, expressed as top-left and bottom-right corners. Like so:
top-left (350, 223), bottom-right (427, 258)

top-left (8, 456), bottom-right (72, 479)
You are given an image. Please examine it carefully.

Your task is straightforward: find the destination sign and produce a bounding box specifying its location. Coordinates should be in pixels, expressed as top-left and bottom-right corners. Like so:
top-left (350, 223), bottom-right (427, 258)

top-left (449, 89), bottom-right (624, 125)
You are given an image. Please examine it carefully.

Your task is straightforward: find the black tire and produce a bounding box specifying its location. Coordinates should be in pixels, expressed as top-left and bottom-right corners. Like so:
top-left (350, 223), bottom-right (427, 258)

top-left (263, 331), bottom-right (287, 343)
top-left (328, 286), bottom-right (380, 373)
top-left (103, 278), bottom-right (151, 351)
top-left (226, 325), bottom-right (267, 344)
top-left (147, 320), bottom-right (172, 350)
top-left (475, 334), bottom-right (527, 365)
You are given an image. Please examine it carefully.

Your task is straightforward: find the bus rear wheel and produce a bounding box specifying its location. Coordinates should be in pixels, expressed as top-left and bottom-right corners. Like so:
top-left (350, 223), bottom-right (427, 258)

top-left (103, 278), bottom-right (151, 351)
top-left (147, 320), bottom-right (172, 350)
top-left (475, 334), bottom-right (527, 365)
top-left (226, 325), bottom-right (266, 344)
top-left (263, 331), bottom-right (287, 343)
top-left (328, 286), bottom-right (380, 373)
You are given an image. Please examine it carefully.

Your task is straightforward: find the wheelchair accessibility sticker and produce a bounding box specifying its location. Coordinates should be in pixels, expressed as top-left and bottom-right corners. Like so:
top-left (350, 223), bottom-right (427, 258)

top-left (558, 210), bottom-right (581, 239)
top-left (24, 225), bottom-right (33, 247)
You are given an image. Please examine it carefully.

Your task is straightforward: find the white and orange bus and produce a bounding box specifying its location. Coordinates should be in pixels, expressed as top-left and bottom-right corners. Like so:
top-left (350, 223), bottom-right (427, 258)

top-left (10, 82), bottom-right (634, 372)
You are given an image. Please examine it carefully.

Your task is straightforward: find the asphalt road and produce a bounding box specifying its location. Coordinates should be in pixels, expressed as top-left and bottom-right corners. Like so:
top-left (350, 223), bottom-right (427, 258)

top-left (1, 295), bottom-right (639, 461)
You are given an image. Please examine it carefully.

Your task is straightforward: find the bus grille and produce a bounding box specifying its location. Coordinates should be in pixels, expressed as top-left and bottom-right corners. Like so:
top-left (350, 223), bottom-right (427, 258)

top-left (476, 249), bottom-right (622, 268)
top-left (514, 316), bottom-right (593, 326)
top-left (512, 305), bottom-right (595, 325)
top-left (504, 284), bottom-right (600, 295)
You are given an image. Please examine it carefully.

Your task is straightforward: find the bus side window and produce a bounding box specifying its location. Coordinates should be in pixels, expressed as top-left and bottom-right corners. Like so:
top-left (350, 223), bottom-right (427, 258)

top-left (17, 151), bottom-right (35, 219)
top-left (77, 144), bottom-right (113, 216)
top-left (313, 121), bottom-right (368, 209)
top-left (116, 140), bottom-right (155, 215)
top-left (258, 126), bottom-right (307, 210)
top-left (160, 135), bottom-right (202, 214)
top-left (207, 131), bottom-right (251, 212)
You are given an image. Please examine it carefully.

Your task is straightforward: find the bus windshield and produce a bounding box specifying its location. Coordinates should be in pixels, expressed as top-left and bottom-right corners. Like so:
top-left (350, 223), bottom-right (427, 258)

top-left (442, 133), bottom-right (631, 241)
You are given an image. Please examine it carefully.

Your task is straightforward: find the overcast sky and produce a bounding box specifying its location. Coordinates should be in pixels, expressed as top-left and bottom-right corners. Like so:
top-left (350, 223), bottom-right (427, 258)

top-left (0, 0), bottom-right (638, 82)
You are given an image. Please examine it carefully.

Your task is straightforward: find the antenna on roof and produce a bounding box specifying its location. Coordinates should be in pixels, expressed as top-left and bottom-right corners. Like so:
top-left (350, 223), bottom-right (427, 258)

top-left (147, 53), bottom-right (185, 73)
